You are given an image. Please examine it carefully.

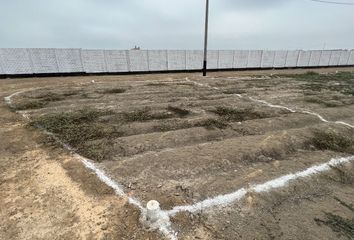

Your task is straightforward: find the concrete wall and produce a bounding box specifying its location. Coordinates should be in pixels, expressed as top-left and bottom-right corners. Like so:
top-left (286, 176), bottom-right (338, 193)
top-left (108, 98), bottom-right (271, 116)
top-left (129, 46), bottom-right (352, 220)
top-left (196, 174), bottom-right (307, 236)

top-left (0, 48), bottom-right (353, 76)
top-left (309, 50), bottom-right (322, 66)
top-left (218, 50), bottom-right (234, 69)
top-left (348, 51), bottom-right (354, 65)
top-left (128, 50), bottom-right (149, 72)
top-left (285, 50), bottom-right (300, 67)
top-left (207, 50), bottom-right (218, 69)
top-left (55, 48), bottom-right (83, 73)
top-left (0, 48), bottom-right (33, 74)
top-left (148, 50), bottom-right (168, 71)
top-left (319, 50), bottom-right (332, 67)
top-left (273, 51), bottom-right (287, 68)
top-left (247, 50), bottom-right (263, 68)
top-left (29, 48), bottom-right (59, 73)
top-left (297, 51), bottom-right (311, 67)
top-left (329, 50), bottom-right (341, 66)
top-left (338, 50), bottom-right (351, 66)
top-left (186, 50), bottom-right (203, 70)
top-left (167, 50), bottom-right (186, 71)
top-left (261, 51), bottom-right (275, 68)
top-left (81, 49), bottom-right (107, 73)
top-left (234, 50), bottom-right (249, 69)
top-left (104, 50), bottom-right (129, 73)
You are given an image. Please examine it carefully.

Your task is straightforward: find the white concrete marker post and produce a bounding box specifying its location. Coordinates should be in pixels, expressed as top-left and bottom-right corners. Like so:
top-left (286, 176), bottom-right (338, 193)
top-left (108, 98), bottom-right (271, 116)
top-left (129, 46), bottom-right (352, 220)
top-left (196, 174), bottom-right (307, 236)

top-left (146, 200), bottom-right (161, 223)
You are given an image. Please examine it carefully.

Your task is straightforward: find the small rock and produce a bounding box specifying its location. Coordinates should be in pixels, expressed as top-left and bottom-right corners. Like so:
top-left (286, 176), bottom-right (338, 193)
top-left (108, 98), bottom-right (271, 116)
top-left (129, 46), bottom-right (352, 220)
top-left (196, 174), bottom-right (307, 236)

top-left (101, 223), bottom-right (108, 230)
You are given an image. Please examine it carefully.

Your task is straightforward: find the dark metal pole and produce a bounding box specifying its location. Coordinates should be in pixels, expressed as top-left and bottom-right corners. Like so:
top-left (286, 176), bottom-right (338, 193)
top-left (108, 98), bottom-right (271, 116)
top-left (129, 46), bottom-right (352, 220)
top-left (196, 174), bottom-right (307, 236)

top-left (203, 0), bottom-right (209, 76)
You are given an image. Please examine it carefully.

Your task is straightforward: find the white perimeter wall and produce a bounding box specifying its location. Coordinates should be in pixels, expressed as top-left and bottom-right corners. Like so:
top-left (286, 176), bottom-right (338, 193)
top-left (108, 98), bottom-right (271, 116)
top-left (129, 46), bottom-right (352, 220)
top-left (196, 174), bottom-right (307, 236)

top-left (29, 48), bottom-right (58, 73)
top-left (348, 51), bottom-right (354, 65)
top-left (55, 48), bottom-right (83, 73)
top-left (148, 50), bottom-right (168, 71)
top-left (261, 51), bottom-right (275, 68)
top-left (273, 51), bottom-right (287, 68)
top-left (0, 48), bottom-right (32, 74)
top-left (167, 50), bottom-right (186, 70)
top-left (186, 50), bottom-right (203, 70)
top-left (285, 50), bottom-right (300, 67)
top-left (234, 50), bottom-right (249, 69)
top-left (328, 50), bottom-right (341, 66)
top-left (81, 49), bottom-right (107, 73)
top-left (247, 50), bottom-right (263, 68)
top-left (319, 50), bottom-right (332, 67)
top-left (207, 50), bottom-right (218, 69)
top-left (218, 50), bottom-right (234, 69)
top-left (297, 51), bottom-right (311, 67)
top-left (104, 50), bottom-right (129, 72)
top-left (309, 50), bottom-right (322, 66)
top-left (0, 48), bottom-right (353, 75)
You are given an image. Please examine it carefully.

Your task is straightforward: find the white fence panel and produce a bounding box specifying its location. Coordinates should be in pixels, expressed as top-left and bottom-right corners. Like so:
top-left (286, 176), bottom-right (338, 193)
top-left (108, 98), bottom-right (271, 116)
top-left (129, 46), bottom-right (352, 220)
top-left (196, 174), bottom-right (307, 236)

top-left (218, 50), bottom-right (234, 69)
top-left (308, 50), bottom-right (322, 66)
top-left (167, 50), bottom-right (186, 70)
top-left (348, 51), bottom-right (354, 65)
top-left (29, 48), bottom-right (58, 74)
top-left (128, 50), bottom-right (149, 72)
top-left (55, 48), bottom-right (83, 73)
top-left (81, 49), bottom-right (106, 73)
top-left (338, 50), bottom-right (350, 66)
top-left (104, 50), bottom-right (129, 72)
top-left (319, 50), bottom-right (332, 66)
top-left (186, 50), bottom-right (203, 70)
top-left (273, 51), bottom-right (287, 68)
top-left (285, 50), bottom-right (300, 67)
top-left (297, 51), bottom-right (311, 67)
top-left (261, 51), bottom-right (275, 68)
top-left (234, 50), bottom-right (249, 69)
top-left (148, 50), bottom-right (168, 71)
top-left (207, 50), bottom-right (218, 69)
top-left (0, 49), bottom-right (4, 75)
top-left (247, 50), bottom-right (262, 68)
top-left (0, 48), bottom-right (32, 74)
top-left (2, 48), bottom-right (354, 76)
top-left (328, 50), bottom-right (341, 66)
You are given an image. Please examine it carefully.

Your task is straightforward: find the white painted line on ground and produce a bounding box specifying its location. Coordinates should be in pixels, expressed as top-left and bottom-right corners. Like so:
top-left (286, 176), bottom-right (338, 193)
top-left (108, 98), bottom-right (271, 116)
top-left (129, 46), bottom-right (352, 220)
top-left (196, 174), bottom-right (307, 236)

top-left (185, 77), bottom-right (220, 90)
top-left (166, 155), bottom-right (354, 216)
top-left (185, 77), bottom-right (354, 129)
top-left (250, 99), bottom-right (354, 129)
top-left (4, 90), bottom-right (27, 105)
top-left (248, 97), bottom-right (297, 113)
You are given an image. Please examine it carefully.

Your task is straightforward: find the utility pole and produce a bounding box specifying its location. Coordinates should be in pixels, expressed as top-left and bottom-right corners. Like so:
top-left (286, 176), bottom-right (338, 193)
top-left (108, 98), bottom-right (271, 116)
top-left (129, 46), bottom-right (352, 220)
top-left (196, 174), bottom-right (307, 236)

top-left (203, 0), bottom-right (209, 76)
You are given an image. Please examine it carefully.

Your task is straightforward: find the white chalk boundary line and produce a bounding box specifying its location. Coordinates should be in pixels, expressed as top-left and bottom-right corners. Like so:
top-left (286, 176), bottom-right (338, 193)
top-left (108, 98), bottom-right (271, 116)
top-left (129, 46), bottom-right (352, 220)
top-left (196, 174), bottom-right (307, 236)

top-left (249, 97), bottom-right (354, 129)
top-left (185, 77), bottom-right (354, 129)
top-left (3, 89), bottom-right (178, 240)
top-left (165, 156), bottom-right (354, 216)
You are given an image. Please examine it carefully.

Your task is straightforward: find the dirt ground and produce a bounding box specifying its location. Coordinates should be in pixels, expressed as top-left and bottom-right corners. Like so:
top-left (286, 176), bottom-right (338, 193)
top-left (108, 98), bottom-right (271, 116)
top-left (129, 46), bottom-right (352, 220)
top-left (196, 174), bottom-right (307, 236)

top-left (1, 67), bottom-right (354, 240)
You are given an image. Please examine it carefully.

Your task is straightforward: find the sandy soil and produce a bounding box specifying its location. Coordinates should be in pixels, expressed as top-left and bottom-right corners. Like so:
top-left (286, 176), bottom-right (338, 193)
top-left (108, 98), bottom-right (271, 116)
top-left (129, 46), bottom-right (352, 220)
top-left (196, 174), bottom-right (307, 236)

top-left (1, 67), bottom-right (354, 240)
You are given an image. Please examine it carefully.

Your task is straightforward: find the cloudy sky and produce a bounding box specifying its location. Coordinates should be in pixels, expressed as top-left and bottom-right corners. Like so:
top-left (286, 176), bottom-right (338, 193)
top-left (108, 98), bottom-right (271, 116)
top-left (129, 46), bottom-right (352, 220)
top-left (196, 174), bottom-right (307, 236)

top-left (0, 0), bottom-right (353, 50)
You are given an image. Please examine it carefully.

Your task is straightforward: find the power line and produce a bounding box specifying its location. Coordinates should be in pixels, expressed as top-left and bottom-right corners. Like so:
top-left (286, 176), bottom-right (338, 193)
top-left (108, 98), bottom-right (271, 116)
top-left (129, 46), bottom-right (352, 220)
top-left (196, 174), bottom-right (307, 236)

top-left (309, 0), bottom-right (354, 5)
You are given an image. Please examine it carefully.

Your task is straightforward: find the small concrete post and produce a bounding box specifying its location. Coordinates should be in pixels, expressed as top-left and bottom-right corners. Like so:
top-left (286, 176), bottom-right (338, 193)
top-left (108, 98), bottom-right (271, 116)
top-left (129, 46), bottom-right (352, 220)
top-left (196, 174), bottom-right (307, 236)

top-left (146, 200), bottom-right (161, 223)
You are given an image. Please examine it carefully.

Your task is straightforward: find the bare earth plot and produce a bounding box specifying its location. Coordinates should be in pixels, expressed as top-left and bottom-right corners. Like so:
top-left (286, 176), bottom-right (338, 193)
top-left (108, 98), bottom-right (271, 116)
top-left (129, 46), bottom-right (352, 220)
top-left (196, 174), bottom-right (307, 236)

top-left (1, 68), bottom-right (354, 240)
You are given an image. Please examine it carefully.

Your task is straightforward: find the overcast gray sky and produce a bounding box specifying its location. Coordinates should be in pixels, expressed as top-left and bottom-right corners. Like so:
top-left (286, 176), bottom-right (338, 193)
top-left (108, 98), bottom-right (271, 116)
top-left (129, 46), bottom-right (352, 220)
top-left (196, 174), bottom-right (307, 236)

top-left (0, 0), bottom-right (353, 50)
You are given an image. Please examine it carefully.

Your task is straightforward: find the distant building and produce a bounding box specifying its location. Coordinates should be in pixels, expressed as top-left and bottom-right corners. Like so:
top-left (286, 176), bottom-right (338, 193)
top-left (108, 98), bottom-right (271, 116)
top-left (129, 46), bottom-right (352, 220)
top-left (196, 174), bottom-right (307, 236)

top-left (131, 45), bottom-right (141, 50)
